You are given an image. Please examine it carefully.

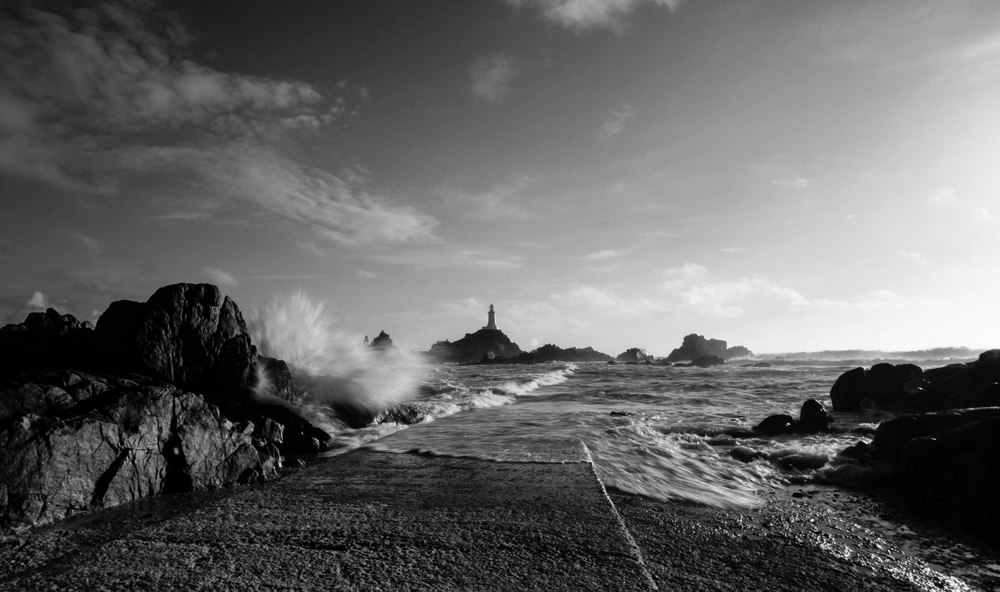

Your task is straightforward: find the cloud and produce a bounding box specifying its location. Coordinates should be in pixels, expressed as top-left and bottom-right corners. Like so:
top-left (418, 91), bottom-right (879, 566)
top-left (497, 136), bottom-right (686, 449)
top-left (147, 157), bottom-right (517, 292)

top-left (895, 250), bottom-right (927, 265)
top-left (772, 177), bottom-right (811, 190)
top-left (202, 266), bottom-right (238, 287)
top-left (357, 270), bottom-right (377, 280)
top-left (928, 186), bottom-right (957, 205)
top-left (470, 53), bottom-right (516, 103)
top-left (442, 178), bottom-right (538, 220)
top-left (27, 291), bottom-right (48, 309)
top-left (557, 286), bottom-right (669, 317)
top-left (374, 247), bottom-right (524, 270)
top-left (55, 228), bottom-right (102, 253)
top-left (504, 0), bottom-right (684, 31)
top-left (0, 2), bottom-right (428, 251)
top-left (971, 207), bottom-right (991, 220)
top-left (583, 249), bottom-right (628, 261)
top-left (598, 104), bottom-right (635, 141)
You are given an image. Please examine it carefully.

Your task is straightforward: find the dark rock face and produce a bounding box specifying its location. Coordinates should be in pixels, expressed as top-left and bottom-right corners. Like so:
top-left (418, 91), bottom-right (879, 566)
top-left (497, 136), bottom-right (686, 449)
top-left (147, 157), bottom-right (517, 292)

top-left (835, 407), bottom-right (1000, 537)
top-left (829, 353), bottom-right (1000, 413)
top-left (616, 348), bottom-right (652, 364)
top-left (491, 344), bottom-right (614, 364)
top-left (0, 309), bottom-right (96, 376)
top-left (95, 284), bottom-right (257, 395)
top-left (753, 414), bottom-right (796, 436)
top-left (666, 334), bottom-right (753, 362)
top-left (798, 399), bottom-right (834, 433)
top-left (0, 371), bottom-right (279, 530)
top-left (427, 329), bottom-right (523, 363)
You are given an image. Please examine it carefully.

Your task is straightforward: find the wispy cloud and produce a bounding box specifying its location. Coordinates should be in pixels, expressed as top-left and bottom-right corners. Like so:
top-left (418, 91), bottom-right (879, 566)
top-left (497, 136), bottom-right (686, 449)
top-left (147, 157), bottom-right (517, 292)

top-left (470, 53), bottom-right (516, 103)
top-left (374, 247), bottom-right (525, 270)
top-left (203, 266), bottom-right (238, 287)
top-left (928, 186), bottom-right (956, 205)
top-left (357, 270), bottom-right (377, 280)
top-left (55, 228), bottom-right (103, 253)
top-left (772, 177), bottom-right (811, 190)
top-left (441, 176), bottom-right (540, 221)
top-left (895, 250), bottom-right (927, 265)
top-left (598, 104), bottom-right (635, 141)
top-left (971, 207), bottom-right (991, 220)
top-left (504, 0), bottom-right (684, 31)
top-left (0, 1), bottom-right (432, 251)
top-left (583, 249), bottom-right (628, 261)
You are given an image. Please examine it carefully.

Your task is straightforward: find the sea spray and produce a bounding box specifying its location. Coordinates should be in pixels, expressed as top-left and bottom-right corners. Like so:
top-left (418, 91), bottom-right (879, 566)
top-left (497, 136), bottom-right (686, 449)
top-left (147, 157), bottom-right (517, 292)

top-left (247, 291), bottom-right (424, 434)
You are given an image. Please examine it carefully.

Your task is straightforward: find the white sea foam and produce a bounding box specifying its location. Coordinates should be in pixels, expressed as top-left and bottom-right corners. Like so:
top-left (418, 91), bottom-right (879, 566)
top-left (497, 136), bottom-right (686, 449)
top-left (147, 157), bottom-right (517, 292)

top-left (247, 291), bottom-right (422, 423)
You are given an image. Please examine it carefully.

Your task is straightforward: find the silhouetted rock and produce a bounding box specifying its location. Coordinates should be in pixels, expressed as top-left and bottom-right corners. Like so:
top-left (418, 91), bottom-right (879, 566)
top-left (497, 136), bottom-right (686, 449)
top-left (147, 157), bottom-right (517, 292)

top-left (754, 414), bottom-right (796, 436)
top-left (691, 354), bottom-right (725, 368)
top-left (0, 371), bottom-right (279, 530)
top-left (495, 344), bottom-right (613, 364)
top-left (94, 283), bottom-right (256, 395)
top-left (666, 334), bottom-right (753, 362)
top-left (427, 329), bottom-right (523, 363)
top-left (616, 348), bottom-right (652, 363)
top-left (829, 363), bottom-right (923, 411)
top-left (0, 309), bottom-right (96, 376)
top-left (370, 330), bottom-right (398, 354)
top-left (798, 399), bottom-right (833, 433)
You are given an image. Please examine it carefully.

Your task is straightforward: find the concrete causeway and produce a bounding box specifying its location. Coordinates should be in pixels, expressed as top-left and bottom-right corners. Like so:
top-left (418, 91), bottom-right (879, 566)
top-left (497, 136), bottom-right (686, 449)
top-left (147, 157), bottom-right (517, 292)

top-left (4, 450), bottom-right (657, 590)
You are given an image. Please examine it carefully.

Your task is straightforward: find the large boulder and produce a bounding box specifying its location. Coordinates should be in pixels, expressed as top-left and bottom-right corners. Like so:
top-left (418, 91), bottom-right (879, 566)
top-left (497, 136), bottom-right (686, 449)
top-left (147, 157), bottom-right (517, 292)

top-left (0, 371), bottom-right (279, 530)
top-left (94, 283), bottom-right (257, 395)
top-left (829, 363), bottom-right (923, 411)
top-left (666, 334), bottom-right (728, 362)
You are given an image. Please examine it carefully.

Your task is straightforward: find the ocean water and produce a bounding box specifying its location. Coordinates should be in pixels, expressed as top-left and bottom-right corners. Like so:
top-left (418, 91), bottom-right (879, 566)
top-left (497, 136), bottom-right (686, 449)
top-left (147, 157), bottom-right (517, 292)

top-left (316, 360), bottom-right (940, 509)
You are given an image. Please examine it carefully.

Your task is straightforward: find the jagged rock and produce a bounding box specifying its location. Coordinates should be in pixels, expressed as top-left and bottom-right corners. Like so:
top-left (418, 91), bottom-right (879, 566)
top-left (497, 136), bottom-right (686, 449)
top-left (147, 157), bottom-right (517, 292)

top-left (616, 348), bottom-right (652, 364)
top-left (94, 283), bottom-right (256, 395)
top-left (725, 345), bottom-right (753, 359)
top-left (370, 330), bottom-right (396, 353)
top-left (0, 371), bottom-right (278, 530)
top-left (427, 329), bottom-right (523, 363)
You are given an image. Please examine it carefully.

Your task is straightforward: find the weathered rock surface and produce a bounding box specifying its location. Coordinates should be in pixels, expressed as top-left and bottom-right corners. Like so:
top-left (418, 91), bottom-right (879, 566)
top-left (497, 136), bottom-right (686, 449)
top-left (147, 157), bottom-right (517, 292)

top-left (665, 333), bottom-right (753, 362)
top-left (426, 328), bottom-right (523, 363)
top-left (94, 283), bottom-right (257, 395)
top-left (0, 371), bottom-right (279, 530)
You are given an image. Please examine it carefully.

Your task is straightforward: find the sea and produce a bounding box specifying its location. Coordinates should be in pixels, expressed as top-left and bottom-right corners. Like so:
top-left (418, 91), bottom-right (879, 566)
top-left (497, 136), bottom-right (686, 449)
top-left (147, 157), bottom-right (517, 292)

top-left (315, 358), bottom-right (952, 509)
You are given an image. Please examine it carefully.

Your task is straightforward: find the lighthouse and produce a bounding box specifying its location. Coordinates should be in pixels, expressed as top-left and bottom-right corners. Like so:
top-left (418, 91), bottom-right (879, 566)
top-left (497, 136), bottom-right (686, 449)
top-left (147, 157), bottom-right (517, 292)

top-left (483, 304), bottom-right (499, 330)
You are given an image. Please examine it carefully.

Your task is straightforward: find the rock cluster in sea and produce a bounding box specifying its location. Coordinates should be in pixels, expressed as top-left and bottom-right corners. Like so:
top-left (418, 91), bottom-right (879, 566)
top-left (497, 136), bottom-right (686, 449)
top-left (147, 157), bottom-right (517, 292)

top-left (800, 350), bottom-right (1000, 539)
top-left (665, 333), bottom-right (753, 363)
top-left (426, 328), bottom-right (523, 363)
top-left (484, 344), bottom-right (614, 364)
top-left (0, 283), bottom-right (331, 531)
top-left (615, 348), bottom-right (653, 364)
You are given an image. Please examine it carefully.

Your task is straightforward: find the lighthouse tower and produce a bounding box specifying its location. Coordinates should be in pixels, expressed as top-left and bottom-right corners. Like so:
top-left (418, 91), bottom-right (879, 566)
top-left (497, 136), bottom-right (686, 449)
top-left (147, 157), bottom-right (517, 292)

top-left (483, 304), bottom-right (499, 330)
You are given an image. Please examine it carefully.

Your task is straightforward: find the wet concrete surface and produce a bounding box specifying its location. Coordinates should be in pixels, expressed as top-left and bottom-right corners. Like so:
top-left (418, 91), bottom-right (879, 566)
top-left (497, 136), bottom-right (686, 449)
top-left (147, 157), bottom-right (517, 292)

top-left (2, 450), bottom-right (999, 591)
top-left (1, 450), bottom-right (654, 591)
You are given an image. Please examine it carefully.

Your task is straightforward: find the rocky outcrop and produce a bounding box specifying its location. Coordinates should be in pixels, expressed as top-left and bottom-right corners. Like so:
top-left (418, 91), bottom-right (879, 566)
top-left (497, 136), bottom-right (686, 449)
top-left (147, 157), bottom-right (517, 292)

top-left (94, 283), bottom-right (257, 395)
top-left (829, 351), bottom-right (1000, 412)
top-left (665, 334), bottom-right (753, 362)
top-left (0, 309), bottom-right (95, 376)
top-left (426, 329), bottom-right (523, 363)
top-left (673, 354), bottom-right (725, 368)
top-left (616, 348), bottom-right (653, 364)
top-left (832, 407), bottom-right (1000, 538)
top-left (0, 371), bottom-right (279, 530)
top-left (492, 344), bottom-right (613, 365)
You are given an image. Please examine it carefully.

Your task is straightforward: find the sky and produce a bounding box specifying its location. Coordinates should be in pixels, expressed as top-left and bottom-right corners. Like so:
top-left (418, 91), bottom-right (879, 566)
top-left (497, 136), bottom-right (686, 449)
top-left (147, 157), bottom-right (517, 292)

top-left (2, 0), bottom-right (999, 356)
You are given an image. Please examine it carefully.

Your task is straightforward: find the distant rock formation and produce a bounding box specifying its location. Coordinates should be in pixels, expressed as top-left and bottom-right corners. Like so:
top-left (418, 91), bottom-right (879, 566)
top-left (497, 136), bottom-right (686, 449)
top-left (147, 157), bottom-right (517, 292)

top-left (665, 334), bottom-right (753, 362)
top-left (370, 330), bottom-right (398, 354)
top-left (673, 354), bottom-right (726, 368)
top-left (616, 348), bottom-right (653, 364)
top-left (427, 329), bottom-right (523, 363)
top-left (489, 344), bottom-right (613, 364)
